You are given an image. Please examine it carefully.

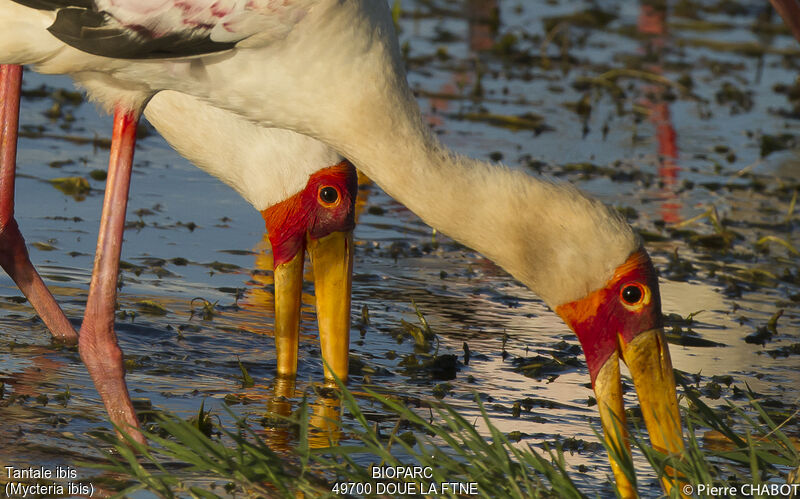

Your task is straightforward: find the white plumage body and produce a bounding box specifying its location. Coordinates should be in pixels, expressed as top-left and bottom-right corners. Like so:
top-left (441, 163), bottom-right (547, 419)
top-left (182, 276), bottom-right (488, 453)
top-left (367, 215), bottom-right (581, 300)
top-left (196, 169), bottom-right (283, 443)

top-left (94, 0), bottom-right (313, 44)
top-left (1, 0), bottom-right (344, 209)
top-left (145, 91), bottom-right (343, 210)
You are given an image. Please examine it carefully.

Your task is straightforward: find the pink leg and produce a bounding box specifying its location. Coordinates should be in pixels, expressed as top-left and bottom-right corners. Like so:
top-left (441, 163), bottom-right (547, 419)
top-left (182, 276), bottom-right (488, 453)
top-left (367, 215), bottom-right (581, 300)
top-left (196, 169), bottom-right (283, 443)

top-left (771, 0), bottom-right (800, 43)
top-left (0, 64), bottom-right (78, 343)
top-left (78, 107), bottom-right (144, 445)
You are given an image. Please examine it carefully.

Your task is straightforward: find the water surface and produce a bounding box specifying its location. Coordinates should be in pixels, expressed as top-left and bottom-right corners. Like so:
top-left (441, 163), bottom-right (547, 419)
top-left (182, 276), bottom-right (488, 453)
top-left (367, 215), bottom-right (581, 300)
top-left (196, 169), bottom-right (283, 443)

top-left (1, 0), bottom-right (799, 496)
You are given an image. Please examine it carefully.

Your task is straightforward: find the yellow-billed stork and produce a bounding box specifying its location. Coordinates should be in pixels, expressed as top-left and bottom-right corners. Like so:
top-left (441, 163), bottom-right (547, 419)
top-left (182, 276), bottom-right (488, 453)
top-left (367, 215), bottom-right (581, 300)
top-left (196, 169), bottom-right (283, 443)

top-left (0, 1), bottom-right (686, 494)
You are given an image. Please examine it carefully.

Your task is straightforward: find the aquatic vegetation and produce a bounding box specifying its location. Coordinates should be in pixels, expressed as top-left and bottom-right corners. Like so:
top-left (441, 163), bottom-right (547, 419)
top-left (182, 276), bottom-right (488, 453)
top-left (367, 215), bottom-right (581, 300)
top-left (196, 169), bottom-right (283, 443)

top-left (190, 298), bottom-right (219, 321)
top-left (49, 176), bottom-right (91, 200)
top-left (236, 357), bottom-right (255, 389)
top-left (89, 380), bottom-right (798, 499)
top-left (135, 300), bottom-right (169, 317)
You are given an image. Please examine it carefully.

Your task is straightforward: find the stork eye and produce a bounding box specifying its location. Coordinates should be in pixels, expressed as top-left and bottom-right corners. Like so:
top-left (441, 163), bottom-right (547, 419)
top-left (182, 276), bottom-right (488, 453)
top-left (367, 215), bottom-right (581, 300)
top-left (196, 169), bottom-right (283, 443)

top-left (318, 186), bottom-right (340, 205)
top-left (621, 284), bottom-right (644, 305)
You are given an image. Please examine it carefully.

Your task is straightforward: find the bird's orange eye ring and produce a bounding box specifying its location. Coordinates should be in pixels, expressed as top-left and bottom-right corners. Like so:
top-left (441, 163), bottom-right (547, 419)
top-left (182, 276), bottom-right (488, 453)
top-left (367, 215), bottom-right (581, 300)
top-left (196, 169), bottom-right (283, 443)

top-left (318, 185), bottom-right (340, 207)
top-left (620, 282), bottom-right (649, 310)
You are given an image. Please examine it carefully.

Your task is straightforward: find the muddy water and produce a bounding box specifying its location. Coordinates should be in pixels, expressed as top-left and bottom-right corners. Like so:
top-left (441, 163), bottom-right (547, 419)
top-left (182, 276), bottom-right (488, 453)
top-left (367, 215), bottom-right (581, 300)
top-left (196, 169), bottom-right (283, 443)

top-left (1, 0), bottom-right (799, 496)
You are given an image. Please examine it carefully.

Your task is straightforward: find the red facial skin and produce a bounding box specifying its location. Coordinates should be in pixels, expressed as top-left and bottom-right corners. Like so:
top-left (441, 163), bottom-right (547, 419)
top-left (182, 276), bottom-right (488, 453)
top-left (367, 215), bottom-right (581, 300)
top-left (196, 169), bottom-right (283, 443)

top-left (556, 249), bottom-right (663, 386)
top-left (261, 161), bottom-right (358, 267)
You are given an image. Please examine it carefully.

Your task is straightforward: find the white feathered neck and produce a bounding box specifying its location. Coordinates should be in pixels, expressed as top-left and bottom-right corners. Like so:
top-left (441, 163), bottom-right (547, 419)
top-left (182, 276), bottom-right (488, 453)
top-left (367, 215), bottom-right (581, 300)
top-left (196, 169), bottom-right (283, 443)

top-left (144, 91), bottom-right (342, 210)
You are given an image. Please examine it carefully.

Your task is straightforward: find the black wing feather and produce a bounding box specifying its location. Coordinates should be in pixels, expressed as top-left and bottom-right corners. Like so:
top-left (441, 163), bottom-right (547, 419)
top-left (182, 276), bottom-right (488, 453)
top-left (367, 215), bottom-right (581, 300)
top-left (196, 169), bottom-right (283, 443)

top-left (14, 1), bottom-right (237, 60)
top-left (12, 0), bottom-right (92, 11)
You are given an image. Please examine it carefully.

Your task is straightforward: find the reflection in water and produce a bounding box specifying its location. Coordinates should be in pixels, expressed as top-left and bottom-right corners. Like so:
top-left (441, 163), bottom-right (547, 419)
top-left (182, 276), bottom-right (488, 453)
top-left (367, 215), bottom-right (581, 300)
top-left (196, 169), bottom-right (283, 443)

top-left (308, 386), bottom-right (342, 449)
top-left (426, 0), bottom-right (499, 127)
top-left (637, 2), bottom-right (683, 224)
top-left (1, 344), bottom-right (65, 398)
top-left (467, 0), bottom-right (498, 53)
top-left (0, 343), bottom-right (72, 463)
top-left (262, 376), bottom-right (297, 453)
top-left (261, 377), bottom-right (342, 453)
top-left (237, 236), bottom-right (279, 336)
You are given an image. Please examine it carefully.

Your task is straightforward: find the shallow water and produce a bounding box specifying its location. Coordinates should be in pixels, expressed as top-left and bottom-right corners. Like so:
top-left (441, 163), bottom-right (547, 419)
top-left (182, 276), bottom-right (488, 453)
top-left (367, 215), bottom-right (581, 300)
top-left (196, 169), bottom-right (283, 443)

top-left (1, 0), bottom-right (799, 496)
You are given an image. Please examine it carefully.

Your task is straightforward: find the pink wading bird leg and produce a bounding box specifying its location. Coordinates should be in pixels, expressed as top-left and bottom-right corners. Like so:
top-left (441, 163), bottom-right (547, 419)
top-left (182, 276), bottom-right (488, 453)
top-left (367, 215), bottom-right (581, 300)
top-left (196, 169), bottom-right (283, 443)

top-left (2, 63), bottom-right (143, 444)
top-left (78, 106), bottom-right (145, 445)
top-left (0, 64), bottom-right (78, 342)
top-left (771, 0), bottom-right (800, 43)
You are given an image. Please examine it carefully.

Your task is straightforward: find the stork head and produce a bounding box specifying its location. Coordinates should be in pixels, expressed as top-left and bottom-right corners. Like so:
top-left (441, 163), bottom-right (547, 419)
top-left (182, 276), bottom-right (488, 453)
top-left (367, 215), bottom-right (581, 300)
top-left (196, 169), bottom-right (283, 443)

top-left (480, 177), bottom-right (685, 495)
top-left (556, 248), bottom-right (684, 495)
top-left (262, 161), bottom-right (358, 381)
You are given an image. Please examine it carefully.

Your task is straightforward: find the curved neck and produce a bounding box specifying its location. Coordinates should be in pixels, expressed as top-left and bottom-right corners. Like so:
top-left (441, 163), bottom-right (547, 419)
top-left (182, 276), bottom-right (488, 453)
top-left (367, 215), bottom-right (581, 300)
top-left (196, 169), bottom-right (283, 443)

top-left (342, 121), bottom-right (637, 308)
